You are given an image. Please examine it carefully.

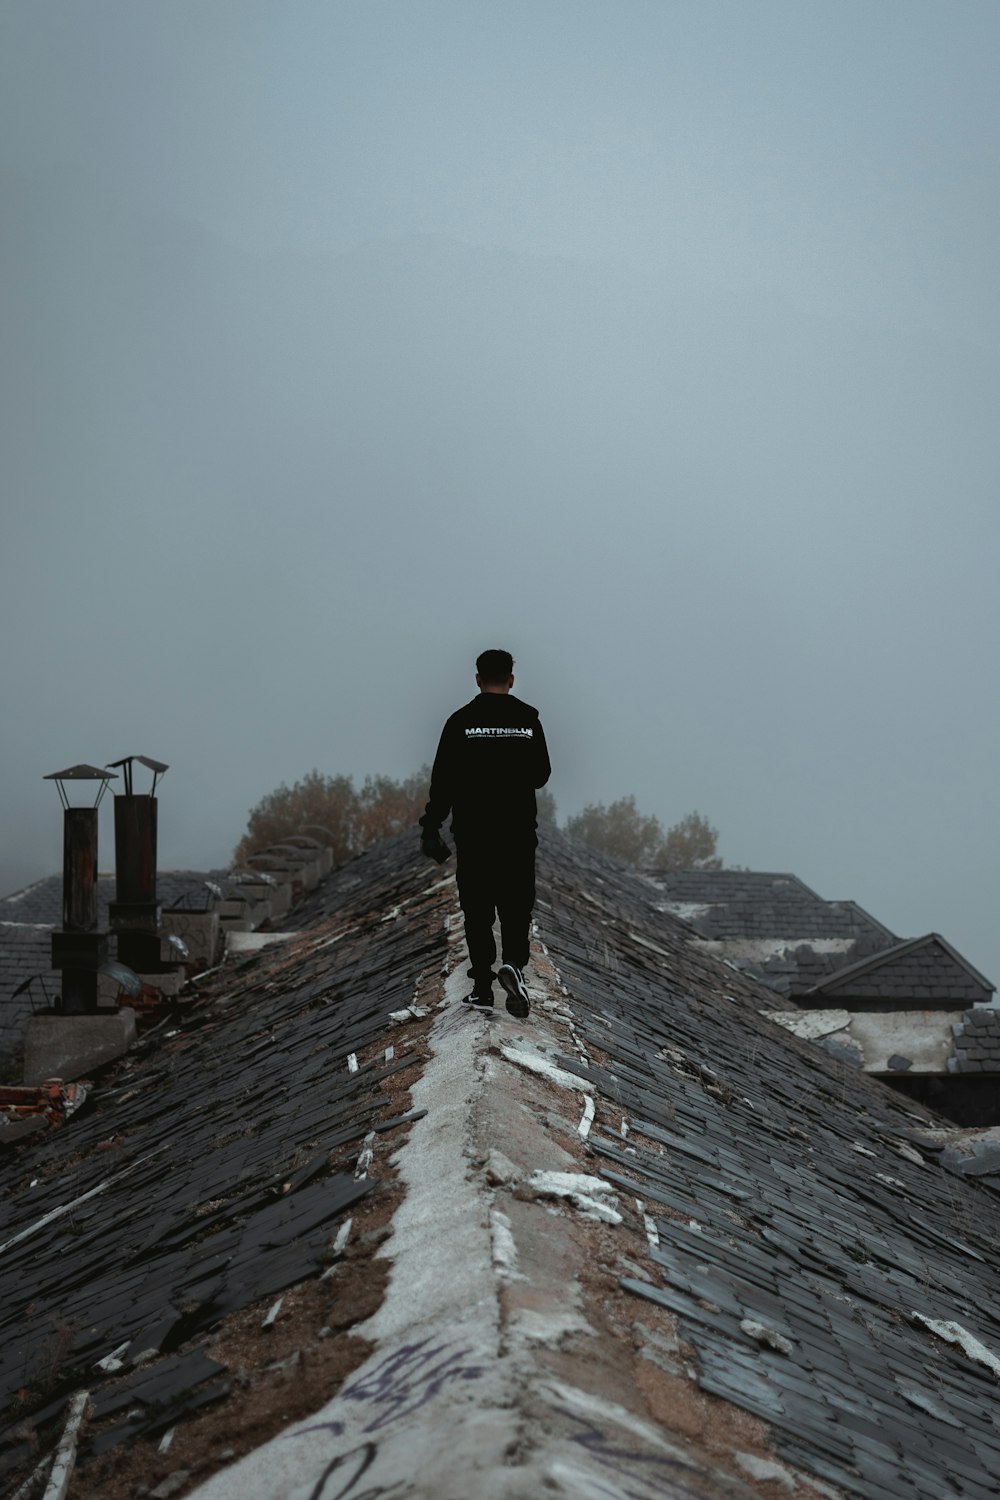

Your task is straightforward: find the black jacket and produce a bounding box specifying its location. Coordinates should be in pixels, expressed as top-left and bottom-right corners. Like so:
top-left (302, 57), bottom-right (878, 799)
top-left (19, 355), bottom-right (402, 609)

top-left (421, 692), bottom-right (551, 841)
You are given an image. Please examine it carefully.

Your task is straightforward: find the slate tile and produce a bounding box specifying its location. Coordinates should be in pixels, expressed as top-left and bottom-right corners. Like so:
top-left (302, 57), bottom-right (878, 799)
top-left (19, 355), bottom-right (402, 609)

top-left (763, 1363), bottom-right (833, 1404)
top-left (89, 1350), bottom-right (227, 1420)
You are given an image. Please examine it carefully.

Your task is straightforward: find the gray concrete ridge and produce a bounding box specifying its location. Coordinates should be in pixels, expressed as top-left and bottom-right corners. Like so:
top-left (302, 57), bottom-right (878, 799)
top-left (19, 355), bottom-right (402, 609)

top-left (191, 934), bottom-right (756, 1500)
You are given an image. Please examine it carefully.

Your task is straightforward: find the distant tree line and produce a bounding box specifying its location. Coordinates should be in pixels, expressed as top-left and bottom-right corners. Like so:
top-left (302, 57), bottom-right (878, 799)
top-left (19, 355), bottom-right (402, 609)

top-left (233, 767), bottom-right (432, 867)
top-left (557, 796), bottom-right (721, 870)
top-left (235, 772), bottom-right (721, 872)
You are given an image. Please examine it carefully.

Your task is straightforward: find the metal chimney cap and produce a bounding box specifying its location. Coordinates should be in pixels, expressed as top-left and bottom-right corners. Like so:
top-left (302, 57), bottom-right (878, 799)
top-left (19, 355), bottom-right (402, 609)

top-left (106, 755), bottom-right (169, 796)
top-left (44, 764), bottom-right (118, 808)
top-left (44, 764), bottom-right (118, 781)
top-left (106, 756), bottom-right (169, 773)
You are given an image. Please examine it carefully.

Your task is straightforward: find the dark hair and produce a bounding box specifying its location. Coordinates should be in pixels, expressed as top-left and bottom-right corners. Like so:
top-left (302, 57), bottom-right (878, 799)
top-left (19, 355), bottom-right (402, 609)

top-left (476, 648), bottom-right (514, 684)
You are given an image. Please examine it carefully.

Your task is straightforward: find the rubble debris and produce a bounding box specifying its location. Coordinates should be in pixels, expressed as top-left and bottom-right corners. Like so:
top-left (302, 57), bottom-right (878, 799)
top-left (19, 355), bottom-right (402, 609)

top-left (499, 1040), bottom-right (592, 1093)
top-left (0, 1080), bottom-right (89, 1130)
top-left (740, 1319), bottom-right (795, 1355)
top-left (521, 1170), bottom-right (623, 1224)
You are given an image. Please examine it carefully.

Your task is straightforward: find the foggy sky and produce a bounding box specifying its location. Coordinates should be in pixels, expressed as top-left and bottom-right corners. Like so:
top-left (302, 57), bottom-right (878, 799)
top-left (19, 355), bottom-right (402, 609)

top-left (1, 2), bottom-right (998, 982)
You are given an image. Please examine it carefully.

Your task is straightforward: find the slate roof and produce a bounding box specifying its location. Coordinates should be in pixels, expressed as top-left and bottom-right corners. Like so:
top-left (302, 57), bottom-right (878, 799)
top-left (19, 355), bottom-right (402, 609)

top-left (951, 1008), bottom-right (1000, 1074)
top-left (807, 934), bottom-right (995, 1010)
top-left (539, 833), bottom-right (1000, 1497)
top-left (650, 869), bottom-right (895, 945)
top-left (0, 871), bottom-right (254, 927)
top-left (0, 837), bottom-right (446, 1480)
top-left (3, 832), bottom-right (1000, 1499)
top-left (0, 871), bottom-right (261, 1067)
top-left (647, 868), bottom-right (996, 1007)
top-left (0, 923), bottom-right (58, 1066)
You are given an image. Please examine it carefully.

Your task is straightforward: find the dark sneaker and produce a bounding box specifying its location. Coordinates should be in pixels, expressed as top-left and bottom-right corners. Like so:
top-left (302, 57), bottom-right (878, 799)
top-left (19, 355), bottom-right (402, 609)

top-left (498, 964), bottom-right (530, 1019)
top-left (461, 990), bottom-right (494, 1012)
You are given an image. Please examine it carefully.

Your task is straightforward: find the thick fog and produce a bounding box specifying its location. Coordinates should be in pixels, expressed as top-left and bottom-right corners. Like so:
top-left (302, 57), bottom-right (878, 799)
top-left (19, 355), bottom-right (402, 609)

top-left (1, 3), bottom-right (997, 981)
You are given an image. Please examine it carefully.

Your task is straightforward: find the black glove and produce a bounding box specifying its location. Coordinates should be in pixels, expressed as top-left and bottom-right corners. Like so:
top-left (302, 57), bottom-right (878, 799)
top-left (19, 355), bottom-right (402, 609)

top-left (420, 828), bottom-right (451, 864)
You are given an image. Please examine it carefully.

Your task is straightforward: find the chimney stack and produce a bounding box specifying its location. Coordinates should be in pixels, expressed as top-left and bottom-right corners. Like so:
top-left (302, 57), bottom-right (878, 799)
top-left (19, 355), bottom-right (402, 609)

top-left (43, 764), bottom-right (116, 1014)
top-left (107, 756), bottom-right (169, 974)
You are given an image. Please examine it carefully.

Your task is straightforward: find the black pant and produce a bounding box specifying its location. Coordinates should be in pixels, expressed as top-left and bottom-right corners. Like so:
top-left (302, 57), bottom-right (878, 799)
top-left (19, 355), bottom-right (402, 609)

top-left (456, 836), bottom-right (536, 987)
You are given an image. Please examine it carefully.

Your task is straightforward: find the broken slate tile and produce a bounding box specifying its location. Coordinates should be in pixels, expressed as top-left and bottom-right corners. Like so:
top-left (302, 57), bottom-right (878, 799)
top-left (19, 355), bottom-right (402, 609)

top-left (88, 1349), bottom-right (228, 1421)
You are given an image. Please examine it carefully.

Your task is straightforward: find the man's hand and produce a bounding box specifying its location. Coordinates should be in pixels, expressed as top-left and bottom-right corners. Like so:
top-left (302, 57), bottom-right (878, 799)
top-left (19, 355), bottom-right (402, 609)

top-left (421, 828), bottom-right (451, 864)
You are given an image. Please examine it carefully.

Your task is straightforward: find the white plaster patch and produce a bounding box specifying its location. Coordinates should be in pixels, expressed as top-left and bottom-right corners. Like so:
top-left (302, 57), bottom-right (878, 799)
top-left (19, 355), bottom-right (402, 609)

top-left (489, 1208), bottom-right (522, 1280)
top-left (538, 1380), bottom-right (697, 1466)
top-left (911, 1315), bottom-right (1000, 1378)
top-left (764, 1009), bottom-right (851, 1040)
top-left (94, 1342), bottom-right (129, 1374)
top-left (485, 1149), bottom-right (521, 1186)
top-left (740, 1319), bottom-right (795, 1355)
top-left (499, 1040), bottom-right (593, 1093)
top-left (226, 931), bottom-right (295, 952)
top-left (698, 937), bottom-right (854, 960)
top-left (895, 1141), bottom-right (925, 1166)
top-left (848, 1010), bottom-right (956, 1072)
top-left (523, 1171), bottom-right (623, 1224)
top-left (658, 902), bottom-right (712, 923)
top-left (914, 1124), bottom-right (1000, 1151)
top-left (509, 1307), bottom-right (594, 1345)
top-left (734, 1452), bottom-right (795, 1491)
top-left (387, 1004), bottom-right (430, 1024)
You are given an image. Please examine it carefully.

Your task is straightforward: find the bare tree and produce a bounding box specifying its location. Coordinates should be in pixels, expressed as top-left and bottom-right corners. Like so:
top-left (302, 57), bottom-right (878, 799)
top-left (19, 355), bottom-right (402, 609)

top-left (565, 797), bottom-right (722, 870)
top-left (233, 765), bottom-right (431, 866)
top-left (656, 810), bottom-right (721, 870)
top-left (564, 795), bottom-right (666, 866)
top-left (355, 766), bottom-right (432, 847)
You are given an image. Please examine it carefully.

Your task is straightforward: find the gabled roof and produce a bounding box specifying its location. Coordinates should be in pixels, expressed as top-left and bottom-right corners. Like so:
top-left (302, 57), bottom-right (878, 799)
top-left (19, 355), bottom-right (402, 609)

top-left (0, 922), bottom-right (57, 1067)
top-left (651, 868), bottom-right (896, 944)
top-left (953, 1008), bottom-right (1000, 1072)
top-left (647, 867), bottom-right (998, 1007)
top-left (0, 871), bottom-right (256, 927)
top-left (808, 932), bottom-right (995, 1005)
top-left (3, 831), bottom-right (1000, 1499)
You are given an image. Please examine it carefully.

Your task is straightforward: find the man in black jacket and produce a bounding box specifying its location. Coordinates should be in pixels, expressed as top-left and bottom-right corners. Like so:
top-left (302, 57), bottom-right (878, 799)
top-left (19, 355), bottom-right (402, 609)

top-left (420, 648), bottom-right (551, 1017)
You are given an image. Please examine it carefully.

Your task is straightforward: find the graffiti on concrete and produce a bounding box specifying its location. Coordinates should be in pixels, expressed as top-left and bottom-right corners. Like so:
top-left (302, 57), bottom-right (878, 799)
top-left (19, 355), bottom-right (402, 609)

top-left (306, 1440), bottom-right (412, 1500)
top-left (554, 1403), bottom-right (713, 1500)
top-left (295, 1342), bottom-right (712, 1500)
top-left (296, 1335), bottom-right (485, 1444)
top-left (343, 1337), bottom-right (485, 1432)
top-left (296, 1339), bottom-right (485, 1498)
top-left (307, 1442), bottom-right (375, 1500)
